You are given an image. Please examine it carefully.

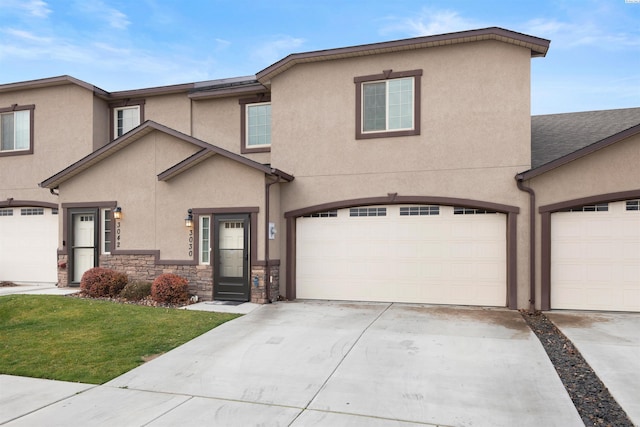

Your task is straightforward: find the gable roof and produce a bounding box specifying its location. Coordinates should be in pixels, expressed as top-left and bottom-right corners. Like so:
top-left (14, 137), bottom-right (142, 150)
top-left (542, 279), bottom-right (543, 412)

top-left (39, 121), bottom-right (293, 189)
top-left (257, 27), bottom-right (550, 84)
top-left (519, 107), bottom-right (640, 180)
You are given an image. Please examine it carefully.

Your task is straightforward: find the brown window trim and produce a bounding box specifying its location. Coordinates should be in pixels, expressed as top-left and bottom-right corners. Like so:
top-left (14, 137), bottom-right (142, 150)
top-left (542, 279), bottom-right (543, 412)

top-left (354, 69), bottom-right (422, 140)
top-left (109, 99), bottom-right (145, 140)
top-left (239, 94), bottom-right (271, 154)
top-left (0, 104), bottom-right (35, 157)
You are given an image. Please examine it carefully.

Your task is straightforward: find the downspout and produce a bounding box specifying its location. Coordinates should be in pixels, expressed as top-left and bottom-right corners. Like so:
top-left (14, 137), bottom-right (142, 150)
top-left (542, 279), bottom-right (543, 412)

top-left (516, 175), bottom-right (536, 312)
top-left (50, 188), bottom-right (59, 196)
top-left (264, 173), bottom-right (282, 303)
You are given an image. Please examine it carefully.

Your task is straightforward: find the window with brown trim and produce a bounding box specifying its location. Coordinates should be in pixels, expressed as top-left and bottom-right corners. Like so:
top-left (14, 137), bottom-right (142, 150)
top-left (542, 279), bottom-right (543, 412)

top-left (0, 104), bottom-right (34, 156)
top-left (354, 69), bottom-right (422, 140)
top-left (109, 100), bottom-right (145, 140)
top-left (239, 94), bottom-right (271, 154)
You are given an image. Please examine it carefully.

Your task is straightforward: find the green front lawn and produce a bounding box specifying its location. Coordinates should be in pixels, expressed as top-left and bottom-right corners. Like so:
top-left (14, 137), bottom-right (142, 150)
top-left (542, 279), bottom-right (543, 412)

top-left (0, 295), bottom-right (240, 384)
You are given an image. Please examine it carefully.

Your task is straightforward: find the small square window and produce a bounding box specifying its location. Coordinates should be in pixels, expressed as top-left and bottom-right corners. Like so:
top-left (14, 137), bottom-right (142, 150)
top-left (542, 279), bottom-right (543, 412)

top-left (114, 106), bottom-right (140, 138)
top-left (110, 101), bottom-right (144, 140)
top-left (0, 208), bottom-right (13, 216)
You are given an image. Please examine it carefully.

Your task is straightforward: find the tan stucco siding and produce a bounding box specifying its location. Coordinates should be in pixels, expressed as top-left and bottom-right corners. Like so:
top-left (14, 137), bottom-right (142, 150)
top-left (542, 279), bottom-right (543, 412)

top-left (58, 131), bottom-right (270, 261)
top-left (0, 84), bottom-right (98, 203)
top-left (92, 96), bottom-right (109, 151)
top-left (270, 40), bottom-right (531, 178)
top-left (531, 135), bottom-right (640, 206)
top-left (191, 96), bottom-right (271, 164)
top-left (144, 93), bottom-right (192, 135)
top-left (58, 132), bottom-right (201, 254)
top-left (155, 155), bottom-right (267, 260)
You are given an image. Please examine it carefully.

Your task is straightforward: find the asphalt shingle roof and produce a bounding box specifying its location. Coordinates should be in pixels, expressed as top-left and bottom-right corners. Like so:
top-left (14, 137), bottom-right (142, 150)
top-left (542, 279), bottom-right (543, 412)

top-left (531, 107), bottom-right (640, 169)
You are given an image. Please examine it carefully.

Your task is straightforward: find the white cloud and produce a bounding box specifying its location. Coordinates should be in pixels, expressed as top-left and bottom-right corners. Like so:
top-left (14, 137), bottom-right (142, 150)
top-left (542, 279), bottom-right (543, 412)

top-left (251, 35), bottom-right (305, 66)
top-left (0, 0), bottom-right (51, 18)
top-left (2, 28), bottom-right (52, 44)
top-left (214, 38), bottom-right (231, 50)
top-left (381, 8), bottom-right (484, 37)
top-left (523, 18), bottom-right (640, 49)
top-left (73, 0), bottom-right (131, 30)
top-left (24, 0), bottom-right (51, 18)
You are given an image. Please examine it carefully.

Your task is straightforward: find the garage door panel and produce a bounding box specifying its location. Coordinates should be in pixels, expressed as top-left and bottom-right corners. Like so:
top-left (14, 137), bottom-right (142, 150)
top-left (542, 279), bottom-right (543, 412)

top-left (0, 207), bottom-right (58, 284)
top-left (552, 200), bottom-right (640, 312)
top-left (297, 205), bottom-right (506, 306)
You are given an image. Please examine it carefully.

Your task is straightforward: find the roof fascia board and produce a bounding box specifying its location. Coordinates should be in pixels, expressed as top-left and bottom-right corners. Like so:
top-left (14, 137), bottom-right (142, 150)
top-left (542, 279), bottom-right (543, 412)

top-left (0, 75), bottom-right (110, 97)
top-left (109, 82), bottom-right (195, 99)
top-left (257, 27), bottom-right (550, 84)
top-left (189, 83), bottom-right (269, 99)
top-left (157, 149), bottom-right (215, 181)
top-left (518, 123), bottom-right (640, 181)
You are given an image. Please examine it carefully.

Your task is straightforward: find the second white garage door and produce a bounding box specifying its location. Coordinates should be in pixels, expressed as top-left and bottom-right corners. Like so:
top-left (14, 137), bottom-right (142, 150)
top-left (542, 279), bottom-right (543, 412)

top-left (296, 205), bottom-right (506, 306)
top-left (0, 206), bottom-right (58, 284)
top-left (551, 200), bottom-right (640, 312)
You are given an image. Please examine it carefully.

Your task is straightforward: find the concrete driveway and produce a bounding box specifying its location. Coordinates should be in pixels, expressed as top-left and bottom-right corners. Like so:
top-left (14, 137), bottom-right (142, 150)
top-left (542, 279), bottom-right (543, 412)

top-left (2, 301), bottom-right (582, 426)
top-left (548, 311), bottom-right (640, 425)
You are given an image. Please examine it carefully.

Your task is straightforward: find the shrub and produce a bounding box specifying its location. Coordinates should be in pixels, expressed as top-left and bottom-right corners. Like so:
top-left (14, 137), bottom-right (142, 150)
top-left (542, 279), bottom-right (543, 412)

top-left (119, 281), bottom-right (152, 301)
top-left (80, 267), bottom-right (128, 298)
top-left (151, 273), bottom-right (189, 305)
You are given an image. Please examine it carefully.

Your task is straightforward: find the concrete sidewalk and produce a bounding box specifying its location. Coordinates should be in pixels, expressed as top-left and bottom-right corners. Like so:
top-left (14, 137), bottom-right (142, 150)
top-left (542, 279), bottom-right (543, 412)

top-left (1, 301), bottom-right (583, 426)
top-left (0, 284), bottom-right (79, 296)
top-left (548, 311), bottom-right (640, 426)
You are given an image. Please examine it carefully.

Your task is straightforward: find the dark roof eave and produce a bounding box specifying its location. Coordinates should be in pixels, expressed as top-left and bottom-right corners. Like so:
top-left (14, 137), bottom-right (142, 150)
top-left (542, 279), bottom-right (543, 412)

top-left (188, 82), bottom-right (268, 99)
top-left (518, 123), bottom-right (640, 181)
top-left (256, 27), bottom-right (550, 84)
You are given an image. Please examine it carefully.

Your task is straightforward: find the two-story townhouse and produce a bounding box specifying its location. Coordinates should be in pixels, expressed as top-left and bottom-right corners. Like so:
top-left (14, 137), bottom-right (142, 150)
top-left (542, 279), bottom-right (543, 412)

top-left (0, 77), bottom-right (110, 284)
top-left (5, 27), bottom-right (639, 311)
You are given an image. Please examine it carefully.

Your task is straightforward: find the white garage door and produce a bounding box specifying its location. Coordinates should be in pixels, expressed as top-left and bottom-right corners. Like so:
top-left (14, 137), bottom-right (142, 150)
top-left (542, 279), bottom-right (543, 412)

top-left (551, 200), bottom-right (640, 312)
top-left (296, 205), bottom-right (506, 306)
top-left (0, 207), bottom-right (58, 284)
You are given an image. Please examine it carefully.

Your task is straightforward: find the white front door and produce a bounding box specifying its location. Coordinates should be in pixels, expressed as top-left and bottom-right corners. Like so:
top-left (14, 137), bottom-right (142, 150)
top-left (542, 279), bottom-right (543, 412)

top-left (72, 212), bottom-right (96, 283)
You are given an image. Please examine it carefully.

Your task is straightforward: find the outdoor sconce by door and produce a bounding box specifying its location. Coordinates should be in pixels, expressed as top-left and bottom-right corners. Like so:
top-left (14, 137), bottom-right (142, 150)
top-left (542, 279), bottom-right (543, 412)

top-left (185, 209), bottom-right (194, 228)
top-left (113, 206), bottom-right (122, 220)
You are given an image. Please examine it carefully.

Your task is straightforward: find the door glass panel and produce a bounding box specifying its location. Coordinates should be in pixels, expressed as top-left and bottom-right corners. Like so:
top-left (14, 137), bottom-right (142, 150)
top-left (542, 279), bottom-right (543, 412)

top-left (73, 213), bottom-right (95, 282)
top-left (219, 221), bottom-right (244, 278)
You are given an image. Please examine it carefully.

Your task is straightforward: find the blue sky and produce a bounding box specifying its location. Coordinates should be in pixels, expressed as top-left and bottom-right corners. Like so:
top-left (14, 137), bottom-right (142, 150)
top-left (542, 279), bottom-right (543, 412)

top-left (0, 0), bottom-right (638, 114)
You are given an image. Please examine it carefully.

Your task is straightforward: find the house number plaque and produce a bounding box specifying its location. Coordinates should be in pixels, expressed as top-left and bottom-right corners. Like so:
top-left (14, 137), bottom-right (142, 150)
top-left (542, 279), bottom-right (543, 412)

top-left (188, 229), bottom-right (193, 257)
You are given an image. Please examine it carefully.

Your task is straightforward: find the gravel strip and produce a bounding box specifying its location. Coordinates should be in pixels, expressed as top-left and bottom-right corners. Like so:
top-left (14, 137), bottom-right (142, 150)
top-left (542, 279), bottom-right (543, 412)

top-left (521, 310), bottom-right (633, 427)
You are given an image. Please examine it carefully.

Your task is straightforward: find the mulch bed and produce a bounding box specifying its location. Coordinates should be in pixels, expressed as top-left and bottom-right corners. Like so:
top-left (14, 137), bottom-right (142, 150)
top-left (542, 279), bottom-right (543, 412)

top-left (67, 291), bottom-right (193, 309)
top-left (521, 310), bottom-right (633, 427)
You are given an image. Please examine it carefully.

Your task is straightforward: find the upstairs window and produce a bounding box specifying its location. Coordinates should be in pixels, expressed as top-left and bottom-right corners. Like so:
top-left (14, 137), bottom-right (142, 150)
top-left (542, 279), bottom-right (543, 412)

top-left (0, 105), bottom-right (34, 156)
top-left (355, 69), bottom-right (422, 139)
top-left (240, 95), bottom-right (271, 153)
top-left (114, 106), bottom-right (140, 137)
top-left (109, 100), bottom-right (144, 140)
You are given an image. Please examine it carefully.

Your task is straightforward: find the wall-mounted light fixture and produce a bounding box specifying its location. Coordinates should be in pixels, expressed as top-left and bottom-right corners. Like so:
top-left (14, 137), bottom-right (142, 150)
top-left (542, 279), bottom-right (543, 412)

top-left (185, 209), bottom-right (194, 228)
top-left (113, 206), bottom-right (122, 219)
